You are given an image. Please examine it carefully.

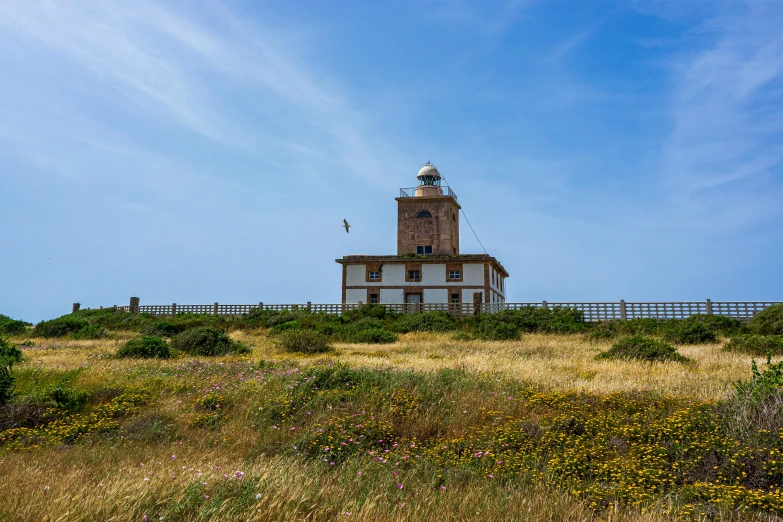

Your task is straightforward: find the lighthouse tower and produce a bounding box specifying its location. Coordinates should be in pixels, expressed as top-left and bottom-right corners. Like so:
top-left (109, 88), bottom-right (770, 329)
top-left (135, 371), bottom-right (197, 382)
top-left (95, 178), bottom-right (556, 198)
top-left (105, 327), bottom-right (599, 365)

top-left (396, 162), bottom-right (461, 256)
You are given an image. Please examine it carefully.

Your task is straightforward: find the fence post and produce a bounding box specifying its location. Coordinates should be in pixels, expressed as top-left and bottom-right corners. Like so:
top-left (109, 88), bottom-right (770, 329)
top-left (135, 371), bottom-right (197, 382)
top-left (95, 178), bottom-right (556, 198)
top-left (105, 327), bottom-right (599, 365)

top-left (619, 300), bottom-right (627, 321)
top-left (129, 297), bottom-right (140, 314)
top-left (172, 303), bottom-right (177, 317)
top-left (72, 303), bottom-right (80, 313)
top-left (214, 302), bottom-right (218, 315)
top-left (473, 292), bottom-right (482, 316)
top-left (306, 301), bottom-right (312, 312)
top-left (705, 299), bottom-right (713, 315)
top-left (542, 301), bottom-right (548, 310)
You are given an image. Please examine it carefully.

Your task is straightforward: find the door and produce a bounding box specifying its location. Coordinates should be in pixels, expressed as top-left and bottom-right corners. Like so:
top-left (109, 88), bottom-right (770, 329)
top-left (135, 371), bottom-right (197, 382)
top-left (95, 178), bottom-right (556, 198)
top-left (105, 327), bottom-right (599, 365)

top-left (405, 293), bottom-right (422, 313)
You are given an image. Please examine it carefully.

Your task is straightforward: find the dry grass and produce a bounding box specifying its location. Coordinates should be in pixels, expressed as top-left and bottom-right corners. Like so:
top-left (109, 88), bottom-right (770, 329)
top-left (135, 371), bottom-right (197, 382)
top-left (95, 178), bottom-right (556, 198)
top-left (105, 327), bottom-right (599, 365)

top-left (1, 332), bottom-right (778, 521)
top-left (232, 331), bottom-right (758, 401)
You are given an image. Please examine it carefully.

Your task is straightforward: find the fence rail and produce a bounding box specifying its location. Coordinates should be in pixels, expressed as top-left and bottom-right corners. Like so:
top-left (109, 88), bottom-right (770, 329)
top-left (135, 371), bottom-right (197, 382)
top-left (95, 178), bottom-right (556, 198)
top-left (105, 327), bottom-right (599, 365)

top-left (83, 300), bottom-right (780, 322)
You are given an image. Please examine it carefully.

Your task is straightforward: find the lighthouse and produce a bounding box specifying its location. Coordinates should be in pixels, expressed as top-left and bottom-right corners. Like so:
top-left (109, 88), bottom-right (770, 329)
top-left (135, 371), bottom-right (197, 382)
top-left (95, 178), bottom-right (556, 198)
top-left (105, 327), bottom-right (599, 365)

top-left (336, 162), bottom-right (508, 306)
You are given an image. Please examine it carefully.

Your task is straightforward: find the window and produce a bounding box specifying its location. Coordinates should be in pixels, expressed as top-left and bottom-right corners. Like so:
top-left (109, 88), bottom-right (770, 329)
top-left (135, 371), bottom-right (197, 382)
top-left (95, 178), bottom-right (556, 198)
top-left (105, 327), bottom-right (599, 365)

top-left (368, 271), bottom-right (380, 280)
top-left (451, 293), bottom-right (460, 304)
top-left (369, 294), bottom-right (379, 304)
top-left (416, 210), bottom-right (432, 218)
top-left (449, 270), bottom-right (460, 280)
top-left (416, 245), bottom-right (433, 255)
top-left (408, 270), bottom-right (420, 281)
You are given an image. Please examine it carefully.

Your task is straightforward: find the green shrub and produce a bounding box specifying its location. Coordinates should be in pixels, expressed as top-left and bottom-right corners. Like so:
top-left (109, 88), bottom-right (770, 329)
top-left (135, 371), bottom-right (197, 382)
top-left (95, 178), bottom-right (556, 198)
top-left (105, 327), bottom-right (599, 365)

top-left (140, 321), bottom-right (178, 338)
top-left (597, 336), bottom-right (689, 363)
top-left (615, 318), bottom-right (662, 336)
top-left (32, 316), bottom-right (103, 339)
top-left (117, 336), bottom-right (171, 359)
top-left (681, 314), bottom-right (743, 336)
top-left (451, 331), bottom-right (475, 341)
top-left (474, 317), bottom-right (519, 340)
top-left (343, 303), bottom-right (395, 321)
top-left (724, 335), bottom-right (783, 356)
top-left (394, 311), bottom-right (456, 333)
top-left (585, 322), bottom-right (617, 341)
top-left (343, 318), bottom-right (384, 332)
top-left (70, 324), bottom-right (105, 339)
top-left (0, 314), bottom-right (30, 335)
top-left (345, 328), bottom-right (398, 344)
top-left (168, 313), bottom-right (227, 332)
top-left (278, 330), bottom-right (332, 354)
top-left (270, 321), bottom-right (301, 334)
top-left (171, 327), bottom-right (250, 356)
top-left (747, 304), bottom-right (783, 335)
top-left (491, 306), bottom-right (584, 334)
top-left (71, 308), bottom-right (153, 331)
top-left (47, 384), bottom-right (90, 411)
top-left (721, 355), bottom-right (783, 444)
top-left (266, 312), bottom-right (301, 328)
top-left (662, 321), bottom-right (717, 344)
top-left (0, 338), bottom-right (23, 405)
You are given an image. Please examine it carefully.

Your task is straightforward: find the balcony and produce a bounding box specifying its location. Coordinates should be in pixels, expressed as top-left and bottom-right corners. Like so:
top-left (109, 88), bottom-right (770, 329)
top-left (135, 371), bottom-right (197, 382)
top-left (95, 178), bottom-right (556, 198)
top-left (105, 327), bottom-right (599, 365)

top-left (399, 186), bottom-right (458, 201)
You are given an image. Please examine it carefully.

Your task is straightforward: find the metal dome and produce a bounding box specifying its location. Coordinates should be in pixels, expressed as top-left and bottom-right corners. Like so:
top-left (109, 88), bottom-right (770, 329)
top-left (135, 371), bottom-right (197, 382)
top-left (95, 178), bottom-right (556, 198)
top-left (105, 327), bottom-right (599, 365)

top-left (417, 162), bottom-right (441, 179)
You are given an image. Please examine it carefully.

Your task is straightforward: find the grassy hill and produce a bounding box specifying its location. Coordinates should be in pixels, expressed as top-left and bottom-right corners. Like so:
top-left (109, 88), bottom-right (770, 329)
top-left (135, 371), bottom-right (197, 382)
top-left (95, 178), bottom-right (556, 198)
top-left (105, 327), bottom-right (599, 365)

top-left (0, 307), bottom-right (782, 521)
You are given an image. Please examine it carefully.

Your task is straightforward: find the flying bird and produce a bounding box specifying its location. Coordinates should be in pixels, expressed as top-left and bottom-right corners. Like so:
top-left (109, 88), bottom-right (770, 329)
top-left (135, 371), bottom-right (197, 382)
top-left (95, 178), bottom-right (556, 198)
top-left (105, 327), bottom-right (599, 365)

top-left (343, 219), bottom-right (351, 233)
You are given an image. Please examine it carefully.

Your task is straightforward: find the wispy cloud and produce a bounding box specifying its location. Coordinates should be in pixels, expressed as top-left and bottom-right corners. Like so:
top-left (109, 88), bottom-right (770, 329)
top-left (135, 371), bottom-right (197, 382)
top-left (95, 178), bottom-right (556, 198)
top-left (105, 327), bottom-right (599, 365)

top-left (658, 1), bottom-right (783, 230)
top-left (0, 0), bottom-right (396, 184)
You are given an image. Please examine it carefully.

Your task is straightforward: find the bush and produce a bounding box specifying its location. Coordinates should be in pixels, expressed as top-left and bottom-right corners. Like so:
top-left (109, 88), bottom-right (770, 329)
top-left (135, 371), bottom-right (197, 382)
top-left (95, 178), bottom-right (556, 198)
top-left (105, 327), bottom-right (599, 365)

top-left (721, 355), bottom-right (783, 444)
top-left (662, 321), bottom-right (717, 344)
top-left (681, 314), bottom-right (743, 336)
top-left (597, 336), bottom-right (690, 363)
top-left (491, 306), bottom-right (584, 334)
top-left (394, 311), bottom-right (456, 333)
top-left (343, 303), bottom-right (394, 321)
top-left (278, 330), bottom-right (332, 354)
top-left (747, 304), bottom-right (783, 335)
top-left (0, 338), bottom-right (23, 405)
top-left (117, 336), bottom-right (171, 359)
top-left (269, 321), bottom-right (301, 334)
top-left (474, 317), bottom-right (519, 340)
top-left (140, 321), bottom-right (179, 338)
top-left (585, 322), bottom-right (617, 341)
top-left (32, 316), bottom-right (104, 339)
top-left (0, 314), bottom-right (30, 335)
top-left (724, 335), bottom-right (783, 356)
top-left (71, 308), bottom-right (153, 331)
top-left (345, 328), bottom-right (398, 344)
top-left (171, 327), bottom-right (250, 356)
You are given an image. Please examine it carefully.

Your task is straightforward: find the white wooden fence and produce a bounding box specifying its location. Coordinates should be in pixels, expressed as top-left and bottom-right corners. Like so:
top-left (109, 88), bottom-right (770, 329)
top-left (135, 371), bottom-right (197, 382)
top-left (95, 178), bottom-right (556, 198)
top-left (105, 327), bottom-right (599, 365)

top-left (85, 299), bottom-right (780, 322)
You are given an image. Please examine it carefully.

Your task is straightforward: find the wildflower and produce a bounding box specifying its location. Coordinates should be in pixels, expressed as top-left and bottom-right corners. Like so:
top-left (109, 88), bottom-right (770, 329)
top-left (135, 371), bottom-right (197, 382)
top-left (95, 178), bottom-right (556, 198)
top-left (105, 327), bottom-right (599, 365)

top-left (256, 493), bottom-right (262, 500)
top-left (488, 475), bottom-right (494, 479)
top-left (439, 485), bottom-right (446, 490)
top-left (330, 462), bottom-right (335, 466)
top-left (397, 483), bottom-right (404, 489)
top-left (392, 471), bottom-right (398, 476)
top-left (235, 471), bottom-right (245, 480)
top-left (357, 471), bottom-right (362, 476)
top-left (143, 515), bottom-right (148, 521)
top-left (172, 455), bottom-right (176, 461)
top-left (43, 486), bottom-right (49, 492)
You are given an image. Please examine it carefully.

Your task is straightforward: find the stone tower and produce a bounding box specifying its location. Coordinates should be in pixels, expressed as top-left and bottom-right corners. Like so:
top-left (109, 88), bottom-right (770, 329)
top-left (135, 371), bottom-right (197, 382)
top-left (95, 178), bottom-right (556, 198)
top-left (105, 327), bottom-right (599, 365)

top-left (396, 162), bottom-right (461, 255)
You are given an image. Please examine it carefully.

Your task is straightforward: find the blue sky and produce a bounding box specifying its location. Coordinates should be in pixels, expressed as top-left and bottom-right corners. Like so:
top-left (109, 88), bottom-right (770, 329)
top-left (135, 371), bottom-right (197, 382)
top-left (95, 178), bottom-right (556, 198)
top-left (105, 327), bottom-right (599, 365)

top-left (0, 0), bottom-right (781, 322)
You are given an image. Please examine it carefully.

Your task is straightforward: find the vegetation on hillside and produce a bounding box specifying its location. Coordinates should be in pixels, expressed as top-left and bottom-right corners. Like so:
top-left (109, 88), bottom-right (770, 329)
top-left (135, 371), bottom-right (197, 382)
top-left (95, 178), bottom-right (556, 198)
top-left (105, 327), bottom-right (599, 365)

top-left (0, 304), bottom-right (780, 519)
top-left (596, 336), bottom-right (690, 363)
